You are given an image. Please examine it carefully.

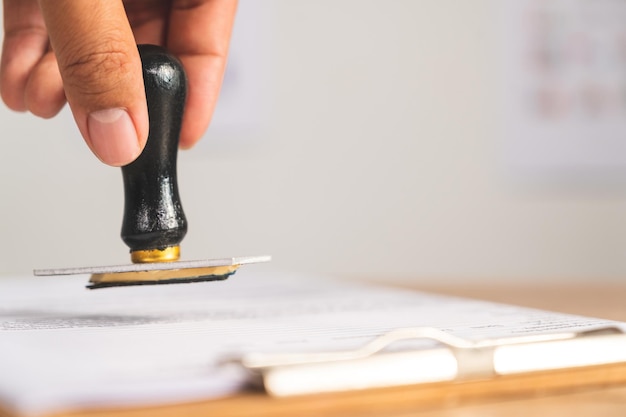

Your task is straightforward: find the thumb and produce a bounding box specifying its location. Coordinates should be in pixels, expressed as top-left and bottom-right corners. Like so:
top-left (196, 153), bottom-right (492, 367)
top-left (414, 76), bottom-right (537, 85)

top-left (38, 0), bottom-right (148, 166)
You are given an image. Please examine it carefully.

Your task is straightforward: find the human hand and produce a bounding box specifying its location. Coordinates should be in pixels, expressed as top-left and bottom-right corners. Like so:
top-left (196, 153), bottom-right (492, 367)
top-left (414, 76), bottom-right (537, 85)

top-left (0, 0), bottom-right (237, 166)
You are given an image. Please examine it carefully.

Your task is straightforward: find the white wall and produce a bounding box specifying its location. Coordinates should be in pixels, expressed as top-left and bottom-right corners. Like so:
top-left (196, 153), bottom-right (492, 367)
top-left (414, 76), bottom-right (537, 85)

top-left (2, 0), bottom-right (626, 283)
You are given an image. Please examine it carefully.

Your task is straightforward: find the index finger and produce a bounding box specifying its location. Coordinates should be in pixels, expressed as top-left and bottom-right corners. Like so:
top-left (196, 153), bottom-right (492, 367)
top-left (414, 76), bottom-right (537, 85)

top-left (167, 0), bottom-right (238, 149)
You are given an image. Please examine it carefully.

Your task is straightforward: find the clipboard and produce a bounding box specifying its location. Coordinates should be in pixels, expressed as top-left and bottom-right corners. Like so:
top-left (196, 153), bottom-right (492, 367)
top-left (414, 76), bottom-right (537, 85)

top-left (234, 326), bottom-right (626, 397)
top-left (2, 276), bottom-right (626, 417)
top-left (7, 327), bottom-right (626, 417)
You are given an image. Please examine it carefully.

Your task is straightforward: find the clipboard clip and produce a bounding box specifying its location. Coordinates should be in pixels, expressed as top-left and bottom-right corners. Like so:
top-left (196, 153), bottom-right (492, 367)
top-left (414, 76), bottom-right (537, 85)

top-left (229, 326), bottom-right (626, 397)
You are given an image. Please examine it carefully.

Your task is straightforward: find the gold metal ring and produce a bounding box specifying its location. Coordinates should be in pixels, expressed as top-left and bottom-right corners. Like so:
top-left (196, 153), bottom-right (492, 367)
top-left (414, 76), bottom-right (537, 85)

top-left (131, 246), bottom-right (180, 263)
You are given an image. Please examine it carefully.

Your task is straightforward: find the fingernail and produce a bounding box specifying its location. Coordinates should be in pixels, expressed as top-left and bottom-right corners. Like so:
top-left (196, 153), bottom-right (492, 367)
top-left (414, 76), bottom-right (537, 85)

top-left (87, 108), bottom-right (141, 166)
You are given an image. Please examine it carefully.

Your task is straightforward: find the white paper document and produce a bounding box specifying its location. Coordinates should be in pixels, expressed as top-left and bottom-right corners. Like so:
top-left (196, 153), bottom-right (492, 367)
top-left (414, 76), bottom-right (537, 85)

top-left (0, 271), bottom-right (622, 415)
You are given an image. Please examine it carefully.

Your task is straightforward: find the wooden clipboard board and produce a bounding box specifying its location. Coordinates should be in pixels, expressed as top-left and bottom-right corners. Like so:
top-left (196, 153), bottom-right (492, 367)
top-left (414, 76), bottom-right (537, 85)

top-left (4, 362), bottom-right (624, 417)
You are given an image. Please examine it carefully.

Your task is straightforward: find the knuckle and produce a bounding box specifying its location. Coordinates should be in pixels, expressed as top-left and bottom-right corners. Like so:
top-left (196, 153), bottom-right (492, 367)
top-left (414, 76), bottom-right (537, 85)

top-left (60, 37), bottom-right (134, 98)
top-left (0, 91), bottom-right (26, 112)
top-left (26, 86), bottom-right (65, 119)
top-left (28, 101), bottom-right (63, 119)
top-left (0, 76), bottom-right (26, 111)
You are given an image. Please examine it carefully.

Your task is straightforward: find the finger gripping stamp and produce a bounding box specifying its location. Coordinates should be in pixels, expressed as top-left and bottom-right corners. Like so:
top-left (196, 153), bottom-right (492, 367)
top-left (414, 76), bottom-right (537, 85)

top-left (35, 44), bottom-right (269, 289)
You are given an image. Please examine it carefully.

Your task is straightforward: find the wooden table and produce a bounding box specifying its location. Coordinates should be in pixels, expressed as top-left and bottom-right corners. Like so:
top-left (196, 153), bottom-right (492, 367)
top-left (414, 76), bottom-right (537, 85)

top-left (423, 283), bottom-right (626, 322)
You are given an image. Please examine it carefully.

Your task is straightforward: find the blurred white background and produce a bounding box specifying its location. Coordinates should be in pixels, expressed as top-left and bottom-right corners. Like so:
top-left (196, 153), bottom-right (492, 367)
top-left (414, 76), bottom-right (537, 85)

top-left (2, 0), bottom-right (626, 284)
